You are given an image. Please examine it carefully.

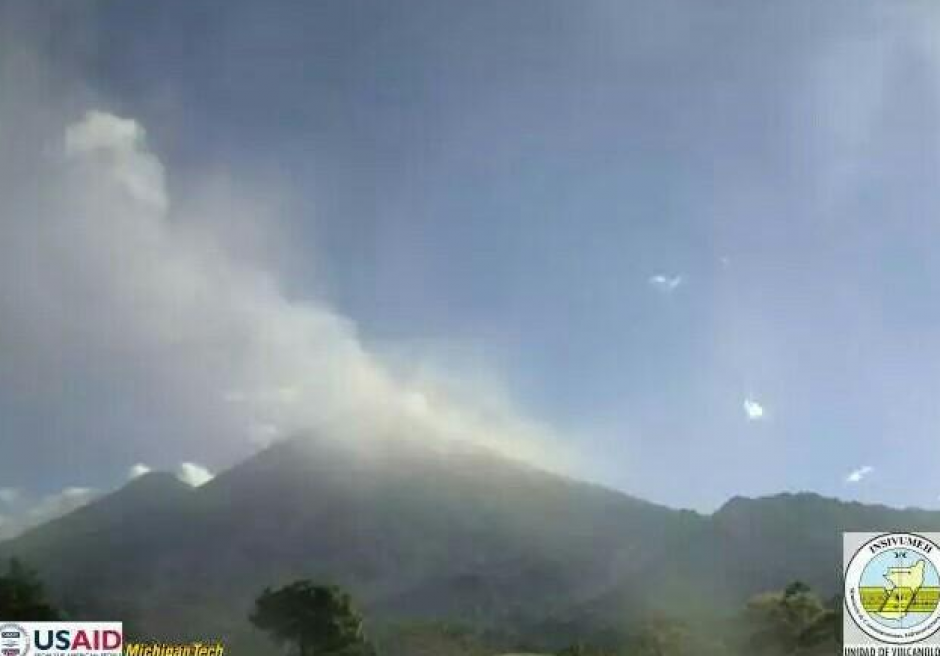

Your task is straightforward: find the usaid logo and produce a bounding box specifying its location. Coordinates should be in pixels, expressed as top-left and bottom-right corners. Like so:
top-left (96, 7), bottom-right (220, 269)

top-left (0, 623), bottom-right (122, 656)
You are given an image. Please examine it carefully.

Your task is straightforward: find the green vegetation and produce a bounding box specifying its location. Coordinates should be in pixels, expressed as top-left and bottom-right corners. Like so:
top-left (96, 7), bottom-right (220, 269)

top-left (250, 580), bottom-right (374, 656)
top-left (738, 582), bottom-right (840, 656)
top-left (0, 558), bottom-right (62, 620)
top-left (0, 557), bottom-right (844, 656)
top-left (546, 581), bottom-right (840, 656)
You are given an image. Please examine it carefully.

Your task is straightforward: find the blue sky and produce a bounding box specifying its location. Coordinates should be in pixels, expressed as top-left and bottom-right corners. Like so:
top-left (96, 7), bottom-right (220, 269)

top-left (1, 0), bottom-right (940, 527)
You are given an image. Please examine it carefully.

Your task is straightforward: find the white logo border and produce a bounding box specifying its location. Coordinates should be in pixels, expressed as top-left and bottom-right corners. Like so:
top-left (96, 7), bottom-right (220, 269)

top-left (0, 622), bottom-right (30, 656)
top-left (845, 532), bottom-right (940, 645)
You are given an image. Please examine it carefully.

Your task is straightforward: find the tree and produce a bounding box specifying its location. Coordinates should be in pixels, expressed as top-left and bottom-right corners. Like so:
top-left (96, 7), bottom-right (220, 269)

top-left (556, 644), bottom-right (589, 656)
top-left (742, 581), bottom-right (838, 655)
top-left (631, 616), bottom-right (690, 656)
top-left (250, 581), bottom-right (373, 656)
top-left (0, 558), bottom-right (62, 620)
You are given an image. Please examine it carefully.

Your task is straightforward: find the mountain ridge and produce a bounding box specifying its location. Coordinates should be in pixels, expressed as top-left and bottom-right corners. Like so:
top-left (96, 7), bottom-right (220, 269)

top-left (2, 435), bottom-right (938, 650)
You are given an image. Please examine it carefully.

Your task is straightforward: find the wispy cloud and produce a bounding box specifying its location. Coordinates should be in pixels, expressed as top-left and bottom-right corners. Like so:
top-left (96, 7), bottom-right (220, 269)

top-left (846, 465), bottom-right (874, 484)
top-left (743, 397), bottom-right (765, 421)
top-left (648, 274), bottom-right (683, 293)
top-left (28, 487), bottom-right (97, 519)
top-left (0, 486), bottom-right (100, 541)
top-left (176, 462), bottom-right (214, 487)
top-left (128, 463), bottom-right (152, 480)
top-left (248, 422), bottom-right (281, 448)
top-left (0, 459), bottom-right (217, 540)
top-left (0, 107), bottom-right (564, 486)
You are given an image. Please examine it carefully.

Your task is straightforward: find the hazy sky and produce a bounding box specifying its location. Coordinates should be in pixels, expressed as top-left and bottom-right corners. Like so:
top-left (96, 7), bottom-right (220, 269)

top-left (2, 1), bottom-right (940, 530)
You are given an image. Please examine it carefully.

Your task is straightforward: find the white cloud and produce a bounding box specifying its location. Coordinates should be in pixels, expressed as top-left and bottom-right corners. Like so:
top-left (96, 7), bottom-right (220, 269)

top-left (0, 486), bottom-right (99, 540)
top-left (176, 462), bottom-right (214, 487)
top-left (846, 465), bottom-right (874, 484)
top-left (28, 487), bottom-right (97, 524)
top-left (0, 460), bottom-right (207, 540)
top-left (743, 397), bottom-right (765, 421)
top-left (64, 110), bottom-right (168, 212)
top-left (0, 108), bottom-right (565, 482)
top-left (128, 463), bottom-right (152, 480)
top-left (0, 488), bottom-right (19, 505)
top-left (248, 422), bottom-right (281, 448)
top-left (648, 274), bottom-right (683, 293)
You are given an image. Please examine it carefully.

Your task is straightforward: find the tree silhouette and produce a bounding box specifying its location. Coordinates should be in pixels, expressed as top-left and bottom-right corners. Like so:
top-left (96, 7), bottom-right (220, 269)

top-left (250, 581), bottom-right (373, 656)
top-left (0, 558), bottom-right (61, 620)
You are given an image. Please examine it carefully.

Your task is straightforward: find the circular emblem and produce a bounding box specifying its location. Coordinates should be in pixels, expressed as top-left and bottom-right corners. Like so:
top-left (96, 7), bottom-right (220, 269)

top-left (0, 623), bottom-right (29, 656)
top-left (845, 533), bottom-right (940, 644)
